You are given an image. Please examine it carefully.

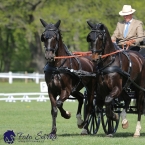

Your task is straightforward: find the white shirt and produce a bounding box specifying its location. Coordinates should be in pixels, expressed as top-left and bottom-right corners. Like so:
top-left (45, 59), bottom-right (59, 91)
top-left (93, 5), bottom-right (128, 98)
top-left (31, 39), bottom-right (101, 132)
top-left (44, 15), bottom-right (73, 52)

top-left (124, 19), bottom-right (133, 32)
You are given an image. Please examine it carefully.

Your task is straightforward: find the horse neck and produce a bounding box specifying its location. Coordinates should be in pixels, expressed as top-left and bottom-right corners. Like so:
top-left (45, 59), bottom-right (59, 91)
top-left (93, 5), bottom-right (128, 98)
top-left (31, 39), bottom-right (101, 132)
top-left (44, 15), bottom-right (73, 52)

top-left (55, 37), bottom-right (70, 66)
top-left (102, 36), bottom-right (116, 64)
top-left (104, 34), bottom-right (116, 54)
top-left (57, 43), bottom-right (67, 56)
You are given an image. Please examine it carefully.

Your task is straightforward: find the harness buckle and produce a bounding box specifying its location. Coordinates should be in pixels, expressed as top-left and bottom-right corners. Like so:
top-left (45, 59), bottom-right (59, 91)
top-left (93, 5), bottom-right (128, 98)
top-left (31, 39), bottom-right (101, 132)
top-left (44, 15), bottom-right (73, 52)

top-left (98, 55), bottom-right (102, 59)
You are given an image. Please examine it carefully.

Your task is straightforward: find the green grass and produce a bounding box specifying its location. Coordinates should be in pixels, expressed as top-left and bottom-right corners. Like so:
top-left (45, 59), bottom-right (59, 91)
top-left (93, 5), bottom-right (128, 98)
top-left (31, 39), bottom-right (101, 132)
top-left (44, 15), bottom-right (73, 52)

top-left (0, 82), bottom-right (84, 94)
top-left (1, 82), bottom-right (145, 145)
top-left (0, 82), bottom-right (40, 93)
top-left (0, 101), bottom-right (145, 145)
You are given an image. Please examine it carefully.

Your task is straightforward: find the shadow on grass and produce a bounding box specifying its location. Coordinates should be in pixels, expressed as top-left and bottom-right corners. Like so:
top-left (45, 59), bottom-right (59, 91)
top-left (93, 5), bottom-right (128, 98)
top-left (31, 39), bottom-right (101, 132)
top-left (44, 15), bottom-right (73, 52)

top-left (58, 133), bottom-right (86, 137)
top-left (114, 132), bottom-right (145, 137)
top-left (58, 132), bottom-right (145, 138)
top-left (58, 133), bottom-right (105, 137)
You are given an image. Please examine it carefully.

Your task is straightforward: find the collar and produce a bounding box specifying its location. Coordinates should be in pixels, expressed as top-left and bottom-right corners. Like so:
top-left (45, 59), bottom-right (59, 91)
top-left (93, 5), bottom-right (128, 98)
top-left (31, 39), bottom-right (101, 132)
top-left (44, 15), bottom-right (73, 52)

top-left (125, 18), bottom-right (133, 24)
top-left (129, 18), bottom-right (133, 23)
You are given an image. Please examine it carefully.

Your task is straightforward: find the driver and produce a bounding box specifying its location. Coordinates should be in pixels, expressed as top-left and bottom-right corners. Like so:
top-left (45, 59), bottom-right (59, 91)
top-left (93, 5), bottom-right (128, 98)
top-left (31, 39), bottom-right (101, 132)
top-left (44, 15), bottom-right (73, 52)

top-left (111, 5), bottom-right (144, 51)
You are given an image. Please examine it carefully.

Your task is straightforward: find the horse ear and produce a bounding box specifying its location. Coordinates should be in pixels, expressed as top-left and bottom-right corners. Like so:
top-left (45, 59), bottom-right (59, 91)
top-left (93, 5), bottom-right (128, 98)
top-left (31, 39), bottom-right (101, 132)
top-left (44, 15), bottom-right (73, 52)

top-left (40, 19), bottom-right (48, 27)
top-left (87, 21), bottom-right (94, 29)
top-left (54, 20), bottom-right (61, 28)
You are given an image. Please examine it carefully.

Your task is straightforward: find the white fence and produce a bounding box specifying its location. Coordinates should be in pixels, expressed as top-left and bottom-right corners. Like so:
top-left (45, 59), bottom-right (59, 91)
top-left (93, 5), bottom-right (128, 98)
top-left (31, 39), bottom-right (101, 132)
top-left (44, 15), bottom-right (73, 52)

top-left (0, 92), bottom-right (48, 102)
top-left (0, 72), bottom-right (44, 84)
top-left (0, 92), bottom-right (75, 103)
top-left (0, 81), bottom-right (75, 103)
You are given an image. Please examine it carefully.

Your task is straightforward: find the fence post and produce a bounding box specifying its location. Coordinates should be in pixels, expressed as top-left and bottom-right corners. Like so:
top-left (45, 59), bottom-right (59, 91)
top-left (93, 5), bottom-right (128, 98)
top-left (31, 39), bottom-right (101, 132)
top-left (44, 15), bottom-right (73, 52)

top-left (9, 71), bottom-right (13, 84)
top-left (25, 71), bottom-right (28, 83)
top-left (35, 73), bottom-right (39, 84)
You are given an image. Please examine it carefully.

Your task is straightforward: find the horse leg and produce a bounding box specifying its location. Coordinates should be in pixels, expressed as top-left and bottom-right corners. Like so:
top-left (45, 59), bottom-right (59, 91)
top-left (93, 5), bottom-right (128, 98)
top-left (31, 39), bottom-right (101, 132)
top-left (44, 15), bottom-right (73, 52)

top-left (120, 90), bottom-right (131, 129)
top-left (133, 90), bottom-right (144, 137)
top-left (72, 92), bottom-right (84, 129)
top-left (134, 121), bottom-right (141, 137)
top-left (57, 101), bottom-right (71, 119)
top-left (120, 109), bottom-right (128, 129)
top-left (105, 95), bottom-right (119, 121)
top-left (56, 90), bottom-right (71, 119)
top-left (81, 83), bottom-right (95, 135)
top-left (49, 94), bottom-right (58, 140)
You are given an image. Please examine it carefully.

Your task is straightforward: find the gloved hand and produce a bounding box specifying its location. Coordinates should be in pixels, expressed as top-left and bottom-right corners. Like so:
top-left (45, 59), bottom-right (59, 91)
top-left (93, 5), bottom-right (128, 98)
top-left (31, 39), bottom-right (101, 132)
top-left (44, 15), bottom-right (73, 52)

top-left (125, 39), bottom-right (136, 46)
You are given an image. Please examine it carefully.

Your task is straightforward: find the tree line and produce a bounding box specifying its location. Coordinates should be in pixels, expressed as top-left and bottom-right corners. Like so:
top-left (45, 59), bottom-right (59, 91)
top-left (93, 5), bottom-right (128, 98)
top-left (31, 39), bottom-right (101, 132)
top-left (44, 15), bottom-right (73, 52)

top-left (0, 0), bottom-right (144, 73)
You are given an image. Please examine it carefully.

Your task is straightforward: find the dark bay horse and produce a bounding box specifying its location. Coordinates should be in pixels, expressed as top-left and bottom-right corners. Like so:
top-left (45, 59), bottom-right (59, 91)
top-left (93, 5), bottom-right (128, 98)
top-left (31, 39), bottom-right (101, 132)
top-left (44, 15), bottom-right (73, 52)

top-left (86, 21), bottom-right (145, 137)
top-left (40, 19), bottom-right (94, 139)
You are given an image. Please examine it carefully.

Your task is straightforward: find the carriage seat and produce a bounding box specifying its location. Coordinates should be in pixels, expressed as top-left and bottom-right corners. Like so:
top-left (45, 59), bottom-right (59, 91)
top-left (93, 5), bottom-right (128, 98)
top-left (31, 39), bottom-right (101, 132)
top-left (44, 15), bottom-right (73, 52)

top-left (139, 38), bottom-right (145, 58)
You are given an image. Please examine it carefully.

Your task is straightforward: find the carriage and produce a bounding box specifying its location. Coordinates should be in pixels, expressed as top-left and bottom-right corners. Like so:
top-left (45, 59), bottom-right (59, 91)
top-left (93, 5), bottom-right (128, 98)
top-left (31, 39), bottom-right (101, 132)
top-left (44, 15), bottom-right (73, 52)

top-left (40, 19), bottom-right (145, 139)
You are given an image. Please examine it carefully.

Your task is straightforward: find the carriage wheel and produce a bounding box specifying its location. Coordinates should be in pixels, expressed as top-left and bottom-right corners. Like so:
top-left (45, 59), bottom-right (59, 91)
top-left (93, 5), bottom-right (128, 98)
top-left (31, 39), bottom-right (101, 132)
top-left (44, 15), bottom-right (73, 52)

top-left (101, 105), bottom-right (120, 135)
top-left (83, 91), bottom-right (101, 135)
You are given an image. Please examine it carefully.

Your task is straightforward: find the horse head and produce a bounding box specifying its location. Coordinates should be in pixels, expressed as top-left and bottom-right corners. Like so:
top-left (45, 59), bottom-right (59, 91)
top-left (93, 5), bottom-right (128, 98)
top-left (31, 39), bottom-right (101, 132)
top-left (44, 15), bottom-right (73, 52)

top-left (40, 19), bottom-right (61, 62)
top-left (87, 21), bottom-right (107, 62)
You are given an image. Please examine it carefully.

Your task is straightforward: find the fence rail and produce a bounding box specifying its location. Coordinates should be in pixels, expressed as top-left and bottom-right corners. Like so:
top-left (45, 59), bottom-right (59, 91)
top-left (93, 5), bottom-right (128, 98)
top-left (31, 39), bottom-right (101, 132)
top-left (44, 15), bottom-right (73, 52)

top-left (0, 93), bottom-right (75, 102)
top-left (0, 72), bottom-right (44, 84)
top-left (0, 73), bottom-right (76, 102)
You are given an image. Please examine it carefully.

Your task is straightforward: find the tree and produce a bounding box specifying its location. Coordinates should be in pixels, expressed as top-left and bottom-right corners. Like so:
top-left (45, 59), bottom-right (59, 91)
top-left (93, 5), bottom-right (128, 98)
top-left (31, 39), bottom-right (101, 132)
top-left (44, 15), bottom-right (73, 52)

top-left (0, 0), bottom-right (144, 72)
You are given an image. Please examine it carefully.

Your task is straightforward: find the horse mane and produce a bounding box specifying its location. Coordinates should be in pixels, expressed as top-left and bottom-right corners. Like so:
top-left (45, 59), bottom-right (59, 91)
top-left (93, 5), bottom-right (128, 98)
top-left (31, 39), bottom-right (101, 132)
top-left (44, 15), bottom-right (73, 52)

top-left (58, 28), bottom-right (73, 56)
top-left (100, 23), bottom-right (115, 51)
top-left (99, 23), bottom-right (112, 41)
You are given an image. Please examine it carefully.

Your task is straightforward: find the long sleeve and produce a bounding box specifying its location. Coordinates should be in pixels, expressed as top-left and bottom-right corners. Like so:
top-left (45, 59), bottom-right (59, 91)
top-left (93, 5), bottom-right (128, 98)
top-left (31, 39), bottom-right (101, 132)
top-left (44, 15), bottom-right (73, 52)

top-left (111, 19), bottom-right (144, 46)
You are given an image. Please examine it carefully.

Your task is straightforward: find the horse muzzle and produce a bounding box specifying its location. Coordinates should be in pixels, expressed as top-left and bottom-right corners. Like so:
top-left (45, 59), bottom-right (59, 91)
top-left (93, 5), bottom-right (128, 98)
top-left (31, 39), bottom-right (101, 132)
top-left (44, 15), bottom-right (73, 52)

top-left (45, 51), bottom-right (55, 62)
top-left (92, 53), bottom-right (101, 62)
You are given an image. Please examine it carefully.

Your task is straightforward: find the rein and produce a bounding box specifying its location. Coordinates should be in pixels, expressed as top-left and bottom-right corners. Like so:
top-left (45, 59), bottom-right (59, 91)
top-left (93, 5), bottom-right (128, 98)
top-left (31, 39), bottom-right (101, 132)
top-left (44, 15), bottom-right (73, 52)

top-left (101, 49), bottom-right (124, 58)
top-left (54, 49), bottom-right (124, 59)
top-left (54, 51), bottom-right (91, 59)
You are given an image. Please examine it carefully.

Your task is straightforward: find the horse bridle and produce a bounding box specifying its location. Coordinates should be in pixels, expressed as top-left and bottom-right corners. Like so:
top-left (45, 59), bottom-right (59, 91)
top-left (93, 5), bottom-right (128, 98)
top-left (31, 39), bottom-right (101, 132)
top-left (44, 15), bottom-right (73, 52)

top-left (42, 28), bottom-right (59, 54)
top-left (89, 29), bottom-right (106, 55)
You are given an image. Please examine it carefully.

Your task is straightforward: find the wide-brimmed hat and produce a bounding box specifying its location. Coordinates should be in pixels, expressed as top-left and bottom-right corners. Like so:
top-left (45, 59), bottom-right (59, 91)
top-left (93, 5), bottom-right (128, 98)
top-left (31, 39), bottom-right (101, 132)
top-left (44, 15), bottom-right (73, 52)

top-left (119, 5), bottom-right (136, 16)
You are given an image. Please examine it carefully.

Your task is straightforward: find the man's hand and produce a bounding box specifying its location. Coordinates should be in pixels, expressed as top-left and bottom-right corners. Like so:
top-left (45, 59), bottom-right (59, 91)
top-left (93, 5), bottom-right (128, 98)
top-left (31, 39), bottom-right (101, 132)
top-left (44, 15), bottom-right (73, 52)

top-left (125, 39), bottom-right (136, 50)
top-left (111, 39), bottom-right (116, 43)
top-left (125, 39), bottom-right (136, 46)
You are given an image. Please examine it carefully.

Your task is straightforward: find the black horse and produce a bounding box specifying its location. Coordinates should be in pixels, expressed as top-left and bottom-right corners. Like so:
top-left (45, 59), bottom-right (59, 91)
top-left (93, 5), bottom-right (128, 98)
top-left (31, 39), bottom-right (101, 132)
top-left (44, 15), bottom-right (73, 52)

top-left (40, 19), bottom-right (95, 139)
top-left (86, 21), bottom-right (145, 137)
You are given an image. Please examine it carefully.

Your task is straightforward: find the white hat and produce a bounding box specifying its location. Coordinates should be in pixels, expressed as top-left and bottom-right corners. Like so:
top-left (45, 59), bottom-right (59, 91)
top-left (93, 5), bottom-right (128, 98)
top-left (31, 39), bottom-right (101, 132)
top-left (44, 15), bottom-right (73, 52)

top-left (119, 5), bottom-right (136, 16)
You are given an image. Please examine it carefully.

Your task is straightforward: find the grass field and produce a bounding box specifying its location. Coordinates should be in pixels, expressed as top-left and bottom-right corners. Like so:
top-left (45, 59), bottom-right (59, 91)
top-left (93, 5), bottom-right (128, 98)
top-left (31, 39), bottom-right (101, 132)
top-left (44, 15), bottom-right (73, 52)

top-left (1, 82), bottom-right (145, 145)
top-left (0, 82), bottom-right (40, 93)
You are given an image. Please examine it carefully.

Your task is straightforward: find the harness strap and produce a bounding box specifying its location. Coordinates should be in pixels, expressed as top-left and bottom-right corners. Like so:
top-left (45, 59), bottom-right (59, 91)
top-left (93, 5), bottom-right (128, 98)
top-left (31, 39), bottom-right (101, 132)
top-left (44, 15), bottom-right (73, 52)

top-left (44, 64), bottom-right (85, 93)
top-left (121, 51), bottom-right (132, 90)
top-left (101, 66), bottom-right (130, 77)
top-left (100, 66), bottom-right (145, 91)
top-left (44, 63), bottom-right (57, 73)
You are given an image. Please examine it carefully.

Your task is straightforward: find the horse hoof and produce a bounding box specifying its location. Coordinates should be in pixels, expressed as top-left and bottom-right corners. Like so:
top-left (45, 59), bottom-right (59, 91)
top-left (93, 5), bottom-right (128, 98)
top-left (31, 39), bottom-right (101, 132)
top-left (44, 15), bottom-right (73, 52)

top-left (62, 111), bottom-right (71, 119)
top-left (66, 111), bottom-right (71, 119)
top-left (133, 135), bottom-right (140, 138)
top-left (106, 134), bottom-right (113, 137)
top-left (76, 114), bottom-right (84, 129)
top-left (122, 119), bottom-right (129, 129)
top-left (81, 129), bottom-right (88, 135)
top-left (49, 133), bottom-right (57, 140)
top-left (78, 122), bottom-right (84, 129)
